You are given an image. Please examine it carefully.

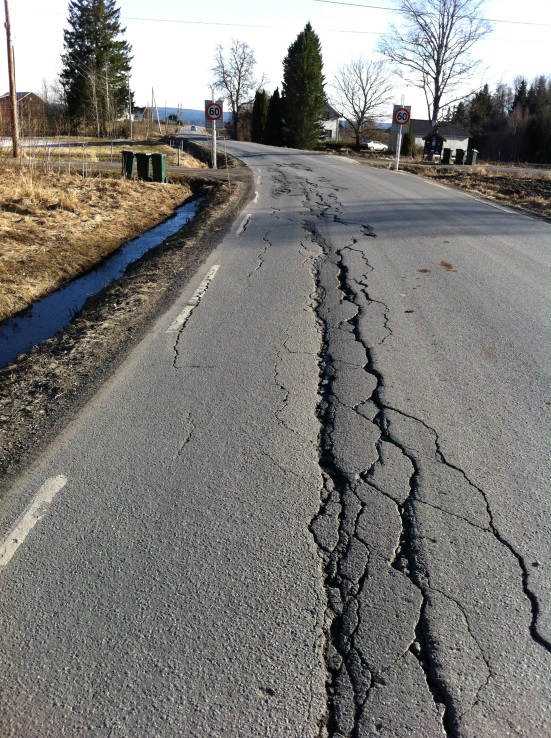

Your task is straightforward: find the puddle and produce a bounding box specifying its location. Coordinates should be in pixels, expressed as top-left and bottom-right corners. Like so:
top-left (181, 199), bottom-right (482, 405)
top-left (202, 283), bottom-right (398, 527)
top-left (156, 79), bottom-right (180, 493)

top-left (0, 198), bottom-right (202, 370)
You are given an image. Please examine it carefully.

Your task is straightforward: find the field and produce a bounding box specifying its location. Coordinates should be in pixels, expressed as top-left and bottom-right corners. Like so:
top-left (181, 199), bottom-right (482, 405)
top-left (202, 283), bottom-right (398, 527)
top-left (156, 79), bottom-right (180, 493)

top-left (0, 146), bottom-right (204, 323)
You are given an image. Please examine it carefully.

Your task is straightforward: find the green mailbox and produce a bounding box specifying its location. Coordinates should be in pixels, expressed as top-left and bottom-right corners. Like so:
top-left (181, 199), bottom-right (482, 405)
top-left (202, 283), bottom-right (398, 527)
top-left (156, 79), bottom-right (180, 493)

top-left (121, 150), bottom-right (136, 179)
top-left (135, 152), bottom-right (152, 181)
top-left (151, 153), bottom-right (167, 183)
top-left (442, 148), bottom-right (452, 165)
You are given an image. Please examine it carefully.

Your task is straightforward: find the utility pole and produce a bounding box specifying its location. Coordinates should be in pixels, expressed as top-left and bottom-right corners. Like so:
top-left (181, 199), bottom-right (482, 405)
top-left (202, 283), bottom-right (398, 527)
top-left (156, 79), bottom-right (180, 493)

top-left (128, 76), bottom-right (132, 140)
top-left (3, 0), bottom-right (20, 158)
top-left (104, 65), bottom-right (110, 138)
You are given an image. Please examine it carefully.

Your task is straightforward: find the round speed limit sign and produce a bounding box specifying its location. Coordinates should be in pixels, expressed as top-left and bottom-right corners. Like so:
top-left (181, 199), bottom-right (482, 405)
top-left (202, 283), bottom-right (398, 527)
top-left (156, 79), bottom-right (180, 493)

top-left (393, 107), bottom-right (411, 126)
top-left (206, 103), bottom-right (223, 121)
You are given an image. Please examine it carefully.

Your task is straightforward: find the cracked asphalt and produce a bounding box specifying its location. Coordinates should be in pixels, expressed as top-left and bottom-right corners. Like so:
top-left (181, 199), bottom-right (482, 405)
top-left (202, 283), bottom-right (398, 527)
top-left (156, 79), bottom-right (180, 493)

top-left (0, 140), bottom-right (549, 737)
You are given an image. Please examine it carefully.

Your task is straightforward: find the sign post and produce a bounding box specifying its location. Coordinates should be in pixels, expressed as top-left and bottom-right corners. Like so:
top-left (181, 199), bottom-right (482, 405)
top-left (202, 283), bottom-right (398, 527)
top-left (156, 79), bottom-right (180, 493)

top-left (393, 105), bottom-right (411, 172)
top-left (205, 100), bottom-right (223, 169)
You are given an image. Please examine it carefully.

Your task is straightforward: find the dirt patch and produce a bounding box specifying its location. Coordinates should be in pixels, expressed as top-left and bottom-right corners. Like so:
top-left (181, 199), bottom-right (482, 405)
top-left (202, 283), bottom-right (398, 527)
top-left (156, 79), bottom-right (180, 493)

top-left (0, 163), bottom-right (254, 496)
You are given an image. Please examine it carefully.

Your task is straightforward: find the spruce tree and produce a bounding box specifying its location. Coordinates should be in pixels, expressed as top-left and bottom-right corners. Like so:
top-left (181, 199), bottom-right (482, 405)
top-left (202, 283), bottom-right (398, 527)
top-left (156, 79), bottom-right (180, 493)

top-left (263, 88), bottom-right (284, 146)
top-left (401, 126), bottom-right (415, 157)
top-left (251, 89), bottom-right (269, 143)
top-left (60, 0), bottom-right (132, 136)
top-left (282, 23), bottom-right (326, 149)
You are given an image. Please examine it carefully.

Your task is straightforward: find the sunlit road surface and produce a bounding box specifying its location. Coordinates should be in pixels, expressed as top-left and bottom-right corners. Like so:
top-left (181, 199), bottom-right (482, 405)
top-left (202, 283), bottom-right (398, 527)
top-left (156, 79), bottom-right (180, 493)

top-left (0, 140), bottom-right (549, 736)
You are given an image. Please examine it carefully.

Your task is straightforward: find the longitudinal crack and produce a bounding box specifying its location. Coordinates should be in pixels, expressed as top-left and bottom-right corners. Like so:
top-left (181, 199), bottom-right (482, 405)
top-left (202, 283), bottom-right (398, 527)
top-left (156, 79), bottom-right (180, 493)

top-left (247, 232), bottom-right (272, 278)
top-left (310, 227), bottom-right (451, 736)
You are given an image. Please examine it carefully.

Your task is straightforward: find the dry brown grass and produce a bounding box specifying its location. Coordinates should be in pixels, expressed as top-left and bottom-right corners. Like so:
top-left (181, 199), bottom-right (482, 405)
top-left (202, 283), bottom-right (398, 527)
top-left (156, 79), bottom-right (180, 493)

top-left (411, 166), bottom-right (551, 219)
top-left (0, 165), bottom-right (195, 322)
top-left (0, 140), bottom-right (206, 170)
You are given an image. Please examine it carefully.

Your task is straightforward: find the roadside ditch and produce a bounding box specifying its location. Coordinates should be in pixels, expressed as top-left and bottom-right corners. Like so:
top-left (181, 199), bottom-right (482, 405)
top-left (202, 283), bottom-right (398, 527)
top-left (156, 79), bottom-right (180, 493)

top-left (0, 164), bottom-right (254, 497)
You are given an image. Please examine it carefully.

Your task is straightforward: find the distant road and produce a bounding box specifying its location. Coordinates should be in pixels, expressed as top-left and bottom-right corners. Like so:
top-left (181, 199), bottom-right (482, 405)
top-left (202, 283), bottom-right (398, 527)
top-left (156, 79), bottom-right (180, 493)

top-left (0, 140), bottom-right (549, 736)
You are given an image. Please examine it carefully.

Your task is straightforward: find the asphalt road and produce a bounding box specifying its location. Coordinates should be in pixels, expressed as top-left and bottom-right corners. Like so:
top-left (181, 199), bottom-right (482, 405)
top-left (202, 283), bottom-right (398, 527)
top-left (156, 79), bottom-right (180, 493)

top-left (0, 138), bottom-right (549, 737)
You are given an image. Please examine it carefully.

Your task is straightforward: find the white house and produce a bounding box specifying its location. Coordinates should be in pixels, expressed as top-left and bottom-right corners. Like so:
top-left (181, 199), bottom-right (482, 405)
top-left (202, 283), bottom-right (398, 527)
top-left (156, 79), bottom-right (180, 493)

top-left (389, 118), bottom-right (471, 153)
top-left (322, 104), bottom-right (342, 140)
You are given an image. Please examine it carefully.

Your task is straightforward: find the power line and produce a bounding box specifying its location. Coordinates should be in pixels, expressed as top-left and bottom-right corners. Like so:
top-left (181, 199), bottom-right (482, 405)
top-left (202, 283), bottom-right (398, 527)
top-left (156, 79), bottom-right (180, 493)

top-left (30, 10), bottom-right (279, 29)
top-left (24, 7), bottom-right (551, 32)
top-left (315, 0), bottom-right (394, 9)
top-left (313, 0), bottom-right (551, 28)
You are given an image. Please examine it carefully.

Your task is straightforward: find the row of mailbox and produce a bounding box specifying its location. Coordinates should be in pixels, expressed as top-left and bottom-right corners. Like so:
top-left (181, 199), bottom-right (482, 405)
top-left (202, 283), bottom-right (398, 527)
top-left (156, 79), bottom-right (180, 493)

top-left (442, 148), bottom-right (478, 165)
top-left (121, 150), bottom-right (167, 182)
top-left (424, 148), bottom-right (478, 165)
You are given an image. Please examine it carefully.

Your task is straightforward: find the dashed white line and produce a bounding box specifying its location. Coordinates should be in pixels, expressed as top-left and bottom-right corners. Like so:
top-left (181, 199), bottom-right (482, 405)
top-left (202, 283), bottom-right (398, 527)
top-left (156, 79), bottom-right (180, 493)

top-left (0, 475), bottom-right (68, 571)
top-left (237, 213), bottom-right (252, 234)
top-left (166, 265), bottom-right (220, 333)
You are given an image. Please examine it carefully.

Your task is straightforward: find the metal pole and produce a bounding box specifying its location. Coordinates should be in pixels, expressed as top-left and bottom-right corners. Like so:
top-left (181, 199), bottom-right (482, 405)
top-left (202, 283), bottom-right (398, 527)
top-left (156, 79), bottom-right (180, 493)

top-left (4, 0), bottom-right (19, 158)
top-left (395, 124), bottom-right (403, 171)
top-left (212, 115), bottom-right (217, 170)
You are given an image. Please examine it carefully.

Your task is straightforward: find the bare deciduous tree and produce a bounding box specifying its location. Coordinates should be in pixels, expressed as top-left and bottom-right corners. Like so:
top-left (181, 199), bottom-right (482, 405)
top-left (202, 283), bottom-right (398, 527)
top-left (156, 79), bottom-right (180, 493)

top-left (212, 40), bottom-right (265, 140)
top-left (331, 58), bottom-right (393, 149)
top-left (379, 0), bottom-right (491, 124)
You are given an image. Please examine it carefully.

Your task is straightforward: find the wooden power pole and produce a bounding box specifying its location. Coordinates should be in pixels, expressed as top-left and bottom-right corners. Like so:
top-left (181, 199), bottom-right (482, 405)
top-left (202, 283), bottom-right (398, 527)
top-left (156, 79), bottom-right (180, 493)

top-left (4, 0), bottom-right (20, 158)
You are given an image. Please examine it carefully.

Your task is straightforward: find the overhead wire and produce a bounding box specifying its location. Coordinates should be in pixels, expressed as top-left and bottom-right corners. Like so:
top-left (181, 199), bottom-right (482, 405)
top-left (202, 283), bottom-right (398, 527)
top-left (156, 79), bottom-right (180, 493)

top-left (313, 0), bottom-right (551, 28)
top-left (26, 6), bottom-right (551, 30)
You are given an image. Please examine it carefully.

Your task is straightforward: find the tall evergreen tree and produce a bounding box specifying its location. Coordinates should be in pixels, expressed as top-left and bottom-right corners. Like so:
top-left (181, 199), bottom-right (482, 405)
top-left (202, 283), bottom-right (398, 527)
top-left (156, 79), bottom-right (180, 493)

top-left (282, 23), bottom-right (326, 149)
top-left (263, 88), bottom-right (284, 146)
top-left (251, 89), bottom-right (269, 143)
top-left (512, 78), bottom-right (528, 113)
top-left (60, 0), bottom-right (132, 136)
top-left (401, 125), bottom-right (415, 157)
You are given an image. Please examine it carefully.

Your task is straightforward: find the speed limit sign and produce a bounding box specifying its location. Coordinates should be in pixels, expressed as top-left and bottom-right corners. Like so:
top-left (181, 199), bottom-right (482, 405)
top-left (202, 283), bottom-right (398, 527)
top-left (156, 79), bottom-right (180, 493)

top-left (393, 107), bottom-right (411, 126)
top-left (205, 102), bottom-right (223, 121)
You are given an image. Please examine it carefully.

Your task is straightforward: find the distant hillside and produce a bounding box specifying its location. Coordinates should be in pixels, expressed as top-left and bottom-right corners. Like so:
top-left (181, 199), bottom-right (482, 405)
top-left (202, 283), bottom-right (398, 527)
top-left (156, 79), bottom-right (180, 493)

top-left (135, 106), bottom-right (232, 124)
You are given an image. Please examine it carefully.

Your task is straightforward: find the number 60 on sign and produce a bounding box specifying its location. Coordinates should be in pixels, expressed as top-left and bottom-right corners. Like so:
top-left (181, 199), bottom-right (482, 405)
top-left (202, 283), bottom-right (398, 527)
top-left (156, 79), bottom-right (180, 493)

top-left (393, 107), bottom-right (411, 126)
top-left (206, 103), bottom-right (223, 121)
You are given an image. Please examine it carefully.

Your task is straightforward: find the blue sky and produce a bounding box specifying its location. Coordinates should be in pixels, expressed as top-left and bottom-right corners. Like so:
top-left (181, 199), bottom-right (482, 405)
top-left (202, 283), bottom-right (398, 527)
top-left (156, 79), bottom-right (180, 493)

top-left (3, 0), bottom-right (550, 120)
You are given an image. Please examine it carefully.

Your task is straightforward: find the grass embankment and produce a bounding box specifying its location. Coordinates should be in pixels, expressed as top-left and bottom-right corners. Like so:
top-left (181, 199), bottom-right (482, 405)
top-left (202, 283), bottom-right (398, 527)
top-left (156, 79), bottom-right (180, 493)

top-left (0, 158), bottom-right (202, 323)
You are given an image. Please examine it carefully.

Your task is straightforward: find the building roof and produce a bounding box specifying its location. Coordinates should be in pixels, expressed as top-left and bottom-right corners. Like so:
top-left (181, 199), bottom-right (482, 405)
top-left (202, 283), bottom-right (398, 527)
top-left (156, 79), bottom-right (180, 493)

top-left (409, 118), bottom-right (470, 139)
top-left (0, 91), bottom-right (34, 100)
top-left (325, 103), bottom-right (342, 120)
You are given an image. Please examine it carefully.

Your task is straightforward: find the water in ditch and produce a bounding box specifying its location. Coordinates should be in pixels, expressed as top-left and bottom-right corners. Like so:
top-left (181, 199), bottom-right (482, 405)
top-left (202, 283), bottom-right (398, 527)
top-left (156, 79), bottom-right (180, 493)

top-left (0, 198), bottom-right (202, 371)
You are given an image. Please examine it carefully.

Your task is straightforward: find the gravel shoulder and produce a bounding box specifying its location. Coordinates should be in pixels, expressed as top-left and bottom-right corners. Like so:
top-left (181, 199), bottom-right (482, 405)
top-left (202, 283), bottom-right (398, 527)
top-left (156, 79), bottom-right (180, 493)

top-left (0, 162), bottom-right (254, 498)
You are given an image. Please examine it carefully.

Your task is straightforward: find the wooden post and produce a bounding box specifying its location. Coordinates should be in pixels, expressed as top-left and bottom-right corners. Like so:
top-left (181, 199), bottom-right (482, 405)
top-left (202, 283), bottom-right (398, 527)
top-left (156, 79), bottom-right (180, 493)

top-left (3, 0), bottom-right (20, 158)
top-left (128, 76), bottom-right (132, 140)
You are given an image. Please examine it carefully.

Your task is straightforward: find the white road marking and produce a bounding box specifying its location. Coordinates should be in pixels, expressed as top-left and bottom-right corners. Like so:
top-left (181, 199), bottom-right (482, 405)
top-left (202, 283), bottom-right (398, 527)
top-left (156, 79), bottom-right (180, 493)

top-left (237, 213), bottom-right (251, 234)
top-left (166, 265), bottom-right (220, 333)
top-left (254, 191), bottom-right (259, 203)
top-left (0, 475), bottom-right (68, 570)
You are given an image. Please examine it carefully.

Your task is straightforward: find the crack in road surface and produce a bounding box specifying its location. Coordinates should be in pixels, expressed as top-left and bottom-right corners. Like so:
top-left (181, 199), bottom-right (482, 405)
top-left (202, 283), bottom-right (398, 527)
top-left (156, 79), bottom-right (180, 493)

top-left (169, 265), bottom-right (220, 368)
top-left (247, 232), bottom-right (273, 279)
top-left (265, 165), bottom-right (551, 737)
top-left (310, 221), bottom-right (447, 736)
